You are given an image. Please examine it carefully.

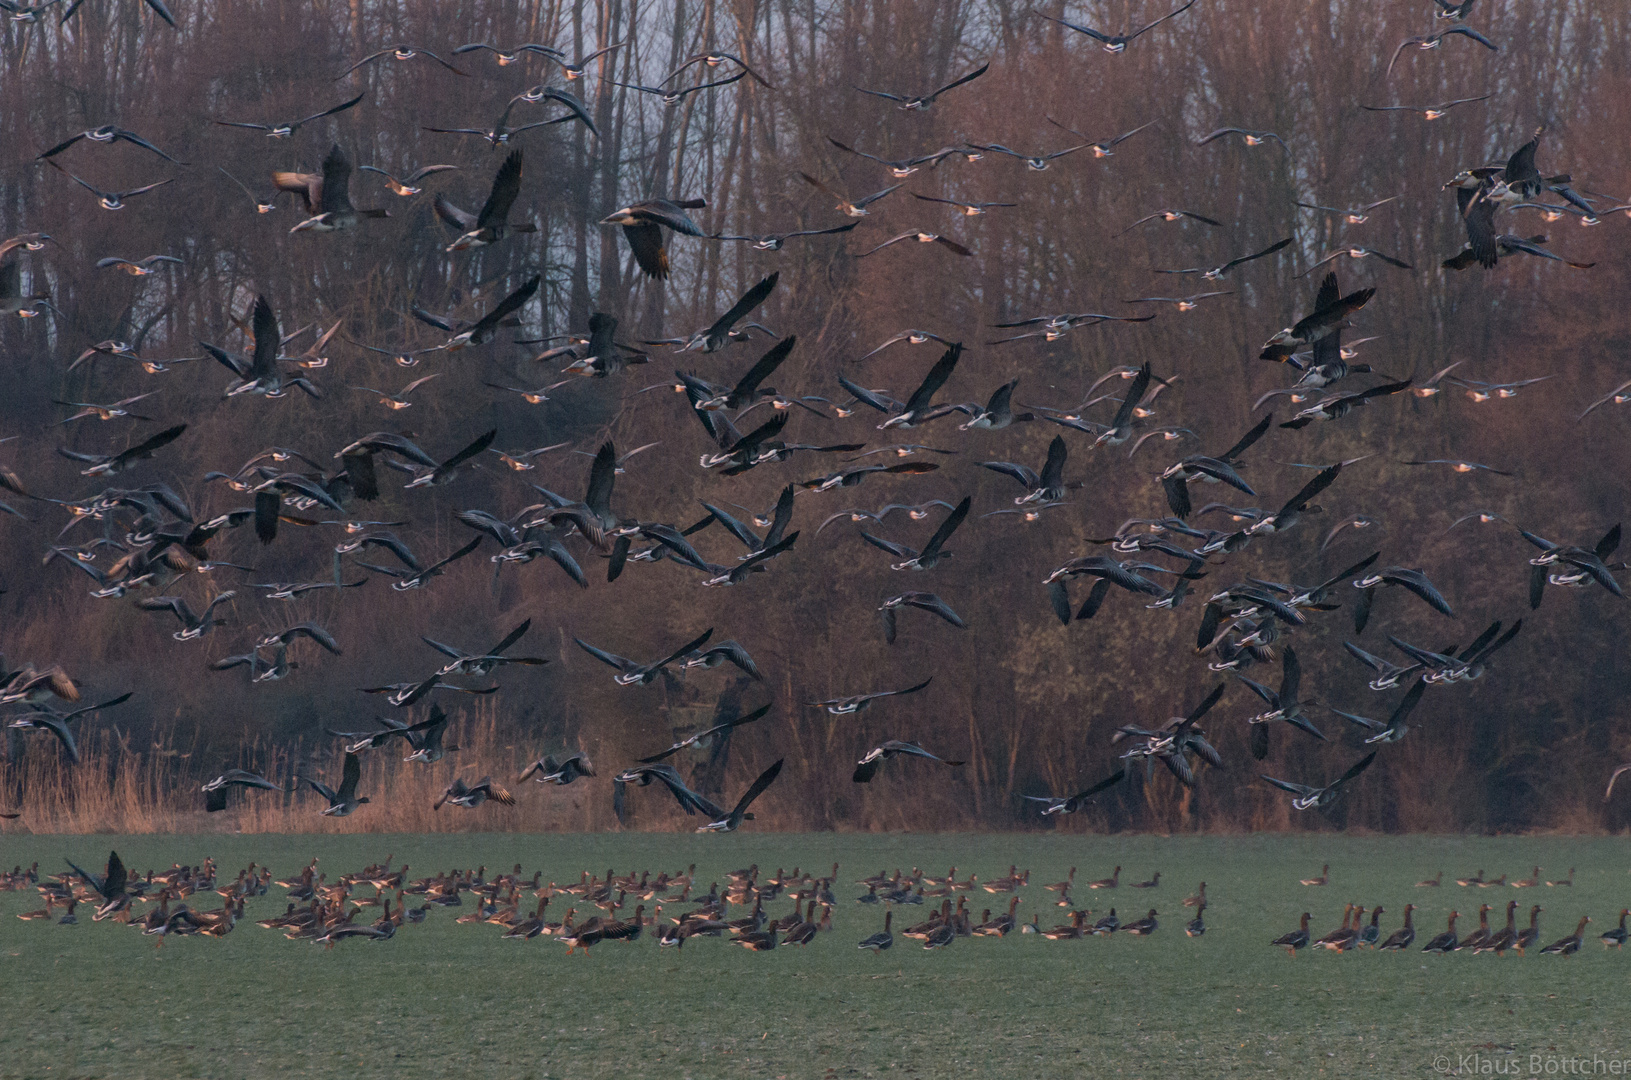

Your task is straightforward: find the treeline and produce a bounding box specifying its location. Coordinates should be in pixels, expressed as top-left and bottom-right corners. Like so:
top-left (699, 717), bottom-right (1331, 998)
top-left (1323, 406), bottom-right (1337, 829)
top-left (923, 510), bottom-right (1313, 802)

top-left (0, 0), bottom-right (1628, 833)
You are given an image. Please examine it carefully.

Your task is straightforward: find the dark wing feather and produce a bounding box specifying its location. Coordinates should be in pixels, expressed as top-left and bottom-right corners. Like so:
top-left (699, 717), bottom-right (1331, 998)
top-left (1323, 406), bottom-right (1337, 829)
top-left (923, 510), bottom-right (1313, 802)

top-left (476, 151), bottom-right (523, 229)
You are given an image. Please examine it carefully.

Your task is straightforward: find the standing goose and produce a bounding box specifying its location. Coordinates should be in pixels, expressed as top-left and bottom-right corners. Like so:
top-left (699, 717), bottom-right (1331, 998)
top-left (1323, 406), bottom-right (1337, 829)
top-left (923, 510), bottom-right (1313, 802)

top-left (1539, 916), bottom-right (1590, 956)
top-left (1421, 911), bottom-right (1460, 953)
top-left (1600, 910), bottom-right (1629, 949)
top-left (1185, 903), bottom-right (1206, 937)
top-left (1516, 906), bottom-right (1543, 953)
top-left (1455, 904), bottom-right (1493, 951)
top-left (858, 910), bottom-right (894, 953)
top-left (1379, 905), bottom-right (1415, 950)
top-left (1358, 906), bottom-right (1384, 948)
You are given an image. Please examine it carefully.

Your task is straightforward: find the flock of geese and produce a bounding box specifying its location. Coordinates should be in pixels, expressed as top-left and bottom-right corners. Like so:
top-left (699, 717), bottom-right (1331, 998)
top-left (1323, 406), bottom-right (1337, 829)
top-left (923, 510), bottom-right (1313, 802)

top-left (1271, 863), bottom-right (1622, 957)
top-left (15, 851), bottom-right (1628, 960)
top-left (3, 0), bottom-right (1630, 834)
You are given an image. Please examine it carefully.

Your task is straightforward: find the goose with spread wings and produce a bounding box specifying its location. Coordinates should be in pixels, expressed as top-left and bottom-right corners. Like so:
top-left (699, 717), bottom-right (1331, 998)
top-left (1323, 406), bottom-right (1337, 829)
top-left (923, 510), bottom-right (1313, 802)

top-left (636, 702), bottom-right (772, 764)
top-left (615, 763), bottom-right (731, 819)
top-left (202, 768), bottom-right (292, 812)
top-left (1332, 677), bottom-right (1427, 745)
top-left (879, 593), bottom-right (965, 643)
top-left (203, 295), bottom-right (319, 399)
top-left (422, 619), bottom-right (547, 677)
top-left (434, 151), bottom-right (533, 251)
top-left (415, 276), bottom-right (539, 351)
top-left (300, 751), bottom-right (370, 816)
top-left (1155, 237), bottom-right (1292, 280)
top-left (136, 591), bottom-right (235, 640)
top-left (600, 198), bottom-right (707, 278)
top-left (696, 759), bottom-right (784, 832)
top-left (982, 435), bottom-right (1074, 504)
top-left (1236, 647), bottom-right (1326, 760)
top-left (1352, 566), bottom-right (1455, 632)
top-left (1036, 0), bottom-right (1194, 52)
top-left (58, 424), bottom-right (186, 477)
top-left (853, 741), bottom-right (964, 783)
top-left (576, 629), bottom-right (715, 686)
top-left (1159, 415), bottom-right (1271, 518)
top-left (860, 496), bottom-right (971, 571)
top-left (1261, 753), bottom-right (1377, 811)
top-left (281, 144), bottom-right (389, 233)
top-left (808, 678), bottom-right (932, 715)
top-left (7, 692), bottom-right (131, 764)
top-left (856, 61), bottom-right (988, 110)
top-left (215, 91), bottom-right (363, 138)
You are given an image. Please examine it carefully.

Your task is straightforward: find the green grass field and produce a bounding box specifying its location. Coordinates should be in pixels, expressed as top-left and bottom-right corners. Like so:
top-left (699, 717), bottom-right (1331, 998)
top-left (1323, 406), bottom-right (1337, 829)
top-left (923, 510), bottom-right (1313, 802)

top-left (2, 833), bottom-right (1627, 1079)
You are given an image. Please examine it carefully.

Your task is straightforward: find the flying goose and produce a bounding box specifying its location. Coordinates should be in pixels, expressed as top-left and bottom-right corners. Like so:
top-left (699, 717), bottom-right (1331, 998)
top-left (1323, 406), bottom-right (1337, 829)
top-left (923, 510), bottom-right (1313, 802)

top-left (1196, 128), bottom-right (1286, 150)
top-left (1236, 647), bottom-right (1325, 759)
top-left (215, 91), bottom-right (364, 137)
top-left (54, 392), bottom-right (160, 424)
top-left (202, 769), bottom-right (291, 812)
top-left (613, 764), bottom-right (733, 822)
top-left (356, 162), bottom-right (459, 197)
top-left (911, 193), bottom-right (1016, 216)
top-left (716, 222), bottom-right (858, 250)
top-left (614, 69), bottom-right (746, 106)
top-left (1361, 95), bottom-right (1490, 120)
top-left (421, 620), bottom-right (545, 677)
top-left (44, 162), bottom-right (172, 210)
top-left (434, 151), bottom-right (532, 250)
top-left (520, 752), bottom-right (595, 786)
top-left (337, 45), bottom-right (467, 79)
top-left (423, 95), bottom-right (584, 146)
top-left (300, 752), bottom-right (370, 816)
top-left (1279, 381), bottom-right (1412, 429)
top-left (636, 703), bottom-right (771, 764)
top-left (800, 173), bottom-right (903, 217)
top-left (856, 61), bottom-right (989, 110)
top-left (599, 198), bottom-right (707, 278)
top-left (807, 678), bottom-right (932, 715)
top-left (1294, 196), bottom-right (1401, 224)
top-left (6, 692), bottom-right (128, 763)
top-left (696, 758), bottom-right (785, 832)
top-left (95, 254), bottom-right (183, 276)
top-left (1116, 209), bottom-right (1223, 236)
top-left (853, 741), bottom-right (965, 783)
top-left (856, 231), bottom-right (974, 258)
top-left (1352, 566), bottom-right (1455, 632)
top-left (1386, 26), bottom-right (1498, 79)
top-left (667, 274), bottom-right (780, 354)
top-left (1154, 237), bottom-right (1292, 279)
top-left (57, 423), bottom-right (186, 477)
top-left (1043, 116), bottom-right (1159, 158)
top-left (982, 435), bottom-right (1074, 505)
top-left (433, 776), bottom-right (515, 810)
top-left (1036, 1), bottom-right (1194, 52)
top-left (878, 593), bottom-right (965, 643)
top-left (666, 50), bottom-right (771, 86)
top-left (415, 277), bottom-right (539, 351)
top-left (38, 125), bottom-right (182, 163)
top-left (964, 139), bottom-right (1092, 172)
top-left (354, 535), bottom-right (483, 590)
top-left (1159, 415), bottom-right (1271, 518)
top-left (825, 137), bottom-right (959, 177)
top-left (1260, 752), bottom-right (1377, 810)
top-left (136, 591), bottom-right (235, 640)
top-left (1331, 677), bottom-right (1427, 744)
top-left (350, 374), bottom-right (439, 410)
top-left (281, 145), bottom-right (389, 233)
top-left (203, 295), bottom-right (319, 399)
top-left (859, 496), bottom-right (971, 570)
top-left (575, 629), bottom-right (714, 686)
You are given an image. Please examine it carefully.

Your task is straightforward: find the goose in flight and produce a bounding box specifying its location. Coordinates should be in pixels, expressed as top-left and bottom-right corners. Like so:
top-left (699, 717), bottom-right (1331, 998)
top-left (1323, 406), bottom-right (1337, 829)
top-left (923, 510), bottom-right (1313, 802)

top-left (350, 374), bottom-right (439, 410)
top-left (1298, 248), bottom-right (1413, 276)
top-left (636, 703), bottom-right (772, 764)
top-left (54, 392), bottom-right (160, 424)
top-left (38, 125), bottom-right (182, 163)
top-left (423, 94), bottom-right (587, 147)
top-left (417, 276), bottom-right (540, 350)
top-left (696, 759), bottom-right (784, 832)
top-left (666, 50), bottom-right (772, 86)
top-left (857, 231), bottom-right (974, 258)
top-left (450, 41), bottom-right (564, 66)
top-left (1261, 283), bottom-right (1376, 357)
top-left (337, 45), bottom-right (468, 79)
top-left (136, 591), bottom-right (235, 640)
top-left (1196, 128), bottom-right (1286, 150)
top-left (57, 423), bottom-right (186, 477)
top-left (716, 222), bottom-right (859, 250)
top-left (879, 592), bottom-right (965, 643)
top-left (202, 768), bottom-right (290, 812)
top-left (1116, 209), bottom-right (1223, 236)
top-left (1261, 752), bottom-right (1377, 811)
top-left (1279, 381), bottom-right (1412, 429)
top-left (357, 162), bottom-right (459, 196)
top-left (912, 193), bottom-right (1016, 216)
top-left (422, 620), bottom-right (546, 677)
top-left (576, 629), bottom-right (715, 686)
top-left (1154, 237), bottom-right (1291, 279)
top-left (672, 273), bottom-right (779, 353)
top-left (300, 752), bottom-right (370, 816)
top-left (982, 435), bottom-right (1073, 505)
top-left (800, 172), bottom-right (903, 217)
top-left (96, 254), bottom-right (183, 276)
top-left (1332, 676), bottom-right (1427, 745)
top-left (203, 295), bottom-right (318, 399)
top-left (1043, 116), bottom-right (1158, 158)
top-left (1024, 771), bottom-right (1125, 815)
top-left (825, 138), bottom-right (959, 177)
top-left (856, 62), bottom-right (989, 110)
top-left (519, 753), bottom-right (596, 785)
top-left (1386, 26), bottom-right (1498, 79)
top-left (1294, 196), bottom-right (1401, 224)
top-left (964, 139), bottom-right (1092, 172)
top-left (1361, 95), bottom-right (1490, 120)
top-left (1036, 1), bottom-right (1195, 52)
top-left (860, 496), bottom-right (971, 570)
top-left (215, 91), bottom-right (364, 138)
top-left (615, 69), bottom-right (746, 106)
top-left (808, 678), bottom-right (932, 715)
top-left (1236, 647), bottom-right (1326, 760)
top-left (853, 741), bottom-right (965, 783)
top-left (1158, 415), bottom-right (1271, 518)
top-left (433, 777), bottom-right (515, 810)
top-left (1124, 291), bottom-right (1231, 312)
top-left (0, 258), bottom-right (53, 319)
top-left (6, 692), bottom-right (130, 764)
top-left (858, 329), bottom-right (955, 361)
top-left (354, 534), bottom-right (483, 590)
top-left (615, 763), bottom-right (733, 821)
top-left (1351, 566), bottom-right (1455, 632)
top-left (600, 198), bottom-right (707, 278)
top-left (1579, 380), bottom-right (1631, 421)
top-left (217, 166), bottom-right (278, 214)
top-left (44, 162), bottom-right (172, 210)
top-left (435, 151), bottom-right (533, 251)
top-left (283, 145), bottom-right (389, 233)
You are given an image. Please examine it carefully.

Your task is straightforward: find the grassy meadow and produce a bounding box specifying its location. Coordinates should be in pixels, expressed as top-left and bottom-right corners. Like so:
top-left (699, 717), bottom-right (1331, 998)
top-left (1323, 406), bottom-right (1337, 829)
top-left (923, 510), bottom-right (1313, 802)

top-left (2, 832), bottom-right (1628, 1079)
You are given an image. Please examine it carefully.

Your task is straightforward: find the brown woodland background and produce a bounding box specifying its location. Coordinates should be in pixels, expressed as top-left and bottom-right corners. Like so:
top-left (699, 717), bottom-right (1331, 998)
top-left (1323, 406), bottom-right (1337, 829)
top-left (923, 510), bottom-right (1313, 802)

top-left (1, 0), bottom-right (1629, 833)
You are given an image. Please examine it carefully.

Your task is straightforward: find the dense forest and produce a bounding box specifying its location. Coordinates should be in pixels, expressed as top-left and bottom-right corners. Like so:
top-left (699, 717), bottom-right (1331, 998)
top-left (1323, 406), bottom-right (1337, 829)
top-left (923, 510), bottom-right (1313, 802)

top-left (1, 0), bottom-right (1628, 834)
